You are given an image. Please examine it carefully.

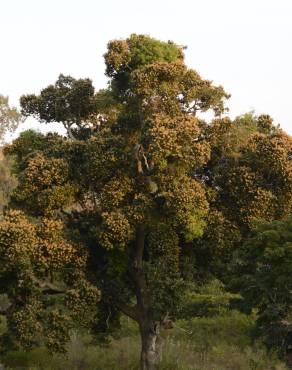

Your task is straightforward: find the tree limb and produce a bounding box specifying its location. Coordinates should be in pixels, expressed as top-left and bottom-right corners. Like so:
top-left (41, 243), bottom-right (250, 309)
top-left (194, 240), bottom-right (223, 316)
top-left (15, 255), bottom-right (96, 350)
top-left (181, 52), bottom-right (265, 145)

top-left (115, 301), bottom-right (140, 322)
top-left (134, 143), bottom-right (143, 174)
top-left (30, 274), bottom-right (67, 295)
top-left (64, 122), bottom-right (77, 141)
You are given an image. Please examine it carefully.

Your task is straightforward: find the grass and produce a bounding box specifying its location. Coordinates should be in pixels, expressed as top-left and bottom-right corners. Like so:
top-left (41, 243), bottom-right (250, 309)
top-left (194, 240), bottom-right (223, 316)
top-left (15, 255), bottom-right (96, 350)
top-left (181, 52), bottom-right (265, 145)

top-left (1, 309), bottom-right (288, 370)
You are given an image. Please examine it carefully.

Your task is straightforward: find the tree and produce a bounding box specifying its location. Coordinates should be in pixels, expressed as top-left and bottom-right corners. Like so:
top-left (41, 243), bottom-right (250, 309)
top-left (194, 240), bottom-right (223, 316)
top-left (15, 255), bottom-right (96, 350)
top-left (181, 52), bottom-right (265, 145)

top-left (3, 34), bottom-right (230, 369)
top-left (0, 95), bottom-right (22, 211)
top-left (2, 34), bottom-right (291, 369)
top-left (0, 95), bottom-right (22, 143)
top-left (0, 96), bottom-right (21, 346)
top-left (213, 116), bottom-right (292, 229)
top-left (229, 217), bottom-right (292, 360)
top-left (20, 74), bottom-right (97, 140)
top-left (191, 113), bottom-right (292, 275)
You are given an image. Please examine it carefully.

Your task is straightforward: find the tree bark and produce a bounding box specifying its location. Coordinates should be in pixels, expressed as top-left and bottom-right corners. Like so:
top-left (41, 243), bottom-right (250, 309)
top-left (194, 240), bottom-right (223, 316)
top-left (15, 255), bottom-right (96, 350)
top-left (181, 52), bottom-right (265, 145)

top-left (128, 227), bottom-right (162, 370)
top-left (140, 320), bottom-right (161, 370)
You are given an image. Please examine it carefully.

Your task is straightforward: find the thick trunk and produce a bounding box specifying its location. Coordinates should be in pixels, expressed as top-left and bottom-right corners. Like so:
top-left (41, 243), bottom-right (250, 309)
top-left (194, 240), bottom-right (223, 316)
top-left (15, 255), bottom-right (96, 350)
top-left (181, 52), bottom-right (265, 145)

top-left (128, 227), bottom-right (162, 369)
top-left (140, 320), bottom-right (161, 370)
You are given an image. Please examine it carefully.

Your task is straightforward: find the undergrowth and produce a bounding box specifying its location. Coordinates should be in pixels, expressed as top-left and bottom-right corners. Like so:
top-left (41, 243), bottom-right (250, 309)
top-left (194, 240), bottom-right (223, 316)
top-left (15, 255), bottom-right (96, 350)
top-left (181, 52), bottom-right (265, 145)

top-left (1, 310), bottom-right (288, 370)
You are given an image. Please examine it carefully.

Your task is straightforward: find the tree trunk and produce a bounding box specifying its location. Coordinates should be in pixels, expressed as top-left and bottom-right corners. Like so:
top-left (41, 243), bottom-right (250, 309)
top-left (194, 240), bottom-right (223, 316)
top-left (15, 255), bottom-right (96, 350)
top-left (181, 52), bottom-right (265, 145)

top-left (140, 320), bottom-right (161, 370)
top-left (128, 227), bottom-right (162, 369)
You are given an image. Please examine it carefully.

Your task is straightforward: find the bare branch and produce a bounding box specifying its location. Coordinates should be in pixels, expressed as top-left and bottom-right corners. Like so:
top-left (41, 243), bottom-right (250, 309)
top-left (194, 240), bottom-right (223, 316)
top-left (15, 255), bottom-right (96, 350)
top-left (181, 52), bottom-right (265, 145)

top-left (160, 312), bottom-right (173, 330)
top-left (134, 143), bottom-right (143, 174)
top-left (64, 122), bottom-right (77, 141)
top-left (141, 151), bottom-right (150, 172)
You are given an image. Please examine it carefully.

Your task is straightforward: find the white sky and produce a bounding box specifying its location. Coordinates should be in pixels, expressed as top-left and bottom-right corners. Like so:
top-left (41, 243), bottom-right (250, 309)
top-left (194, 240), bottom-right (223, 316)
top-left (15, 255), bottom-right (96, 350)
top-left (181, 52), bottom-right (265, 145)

top-left (1, 0), bottom-right (292, 136)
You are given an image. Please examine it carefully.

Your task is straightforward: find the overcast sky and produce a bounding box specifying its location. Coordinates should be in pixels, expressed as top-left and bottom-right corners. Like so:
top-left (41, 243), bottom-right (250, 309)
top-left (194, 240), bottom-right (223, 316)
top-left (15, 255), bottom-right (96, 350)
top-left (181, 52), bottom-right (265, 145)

top-left (1, 0), bottom-right (292, 136)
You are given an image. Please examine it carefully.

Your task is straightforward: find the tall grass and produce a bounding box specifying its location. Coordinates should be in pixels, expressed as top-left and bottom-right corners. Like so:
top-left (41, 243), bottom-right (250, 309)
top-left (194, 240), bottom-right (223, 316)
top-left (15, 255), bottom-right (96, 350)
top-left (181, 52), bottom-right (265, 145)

top-left (1, 311), bottom-right (288, 370)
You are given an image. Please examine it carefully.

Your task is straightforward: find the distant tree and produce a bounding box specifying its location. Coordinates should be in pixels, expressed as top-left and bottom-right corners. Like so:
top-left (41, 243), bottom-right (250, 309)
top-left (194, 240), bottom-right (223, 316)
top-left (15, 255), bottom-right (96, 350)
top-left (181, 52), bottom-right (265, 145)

top-left (0, 95), bottom-right (22, 211)
top-left (192, 113), bottom-right (292, 275)
top-left (20, 74), bottom-right (97, 140)
top-left (0, 96), bottom-right (21, 344)
top-left (0, 95), bottom-right (22, 143)
top-left (214, 116), bottom-right (291, 227)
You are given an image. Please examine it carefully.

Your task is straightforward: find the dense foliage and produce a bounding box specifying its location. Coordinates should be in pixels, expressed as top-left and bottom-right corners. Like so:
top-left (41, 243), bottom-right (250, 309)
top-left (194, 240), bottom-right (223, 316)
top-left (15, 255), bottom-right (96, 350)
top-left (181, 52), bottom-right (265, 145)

top-left (230, 217), bottom-right (292, 356)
